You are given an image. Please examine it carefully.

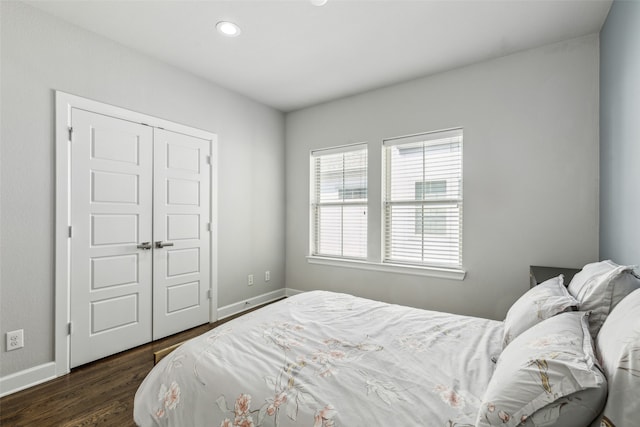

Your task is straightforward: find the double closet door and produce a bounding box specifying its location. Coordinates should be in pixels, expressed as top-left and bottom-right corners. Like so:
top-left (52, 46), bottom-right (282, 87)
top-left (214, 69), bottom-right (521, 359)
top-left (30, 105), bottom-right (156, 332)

top-left (69, 109), bottom-right (211, 368)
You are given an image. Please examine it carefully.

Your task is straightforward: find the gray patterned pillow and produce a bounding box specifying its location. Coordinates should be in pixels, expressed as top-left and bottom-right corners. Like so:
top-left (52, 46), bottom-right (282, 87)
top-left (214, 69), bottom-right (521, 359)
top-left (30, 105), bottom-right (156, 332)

top-left (476, 312), bottom-right (607, 427)
top-left (503, 275), bottom-right (578, 348)
top-left (567, 260), bottom-right (640, 338)
top-left (593, 288), bottom-right (640, 427)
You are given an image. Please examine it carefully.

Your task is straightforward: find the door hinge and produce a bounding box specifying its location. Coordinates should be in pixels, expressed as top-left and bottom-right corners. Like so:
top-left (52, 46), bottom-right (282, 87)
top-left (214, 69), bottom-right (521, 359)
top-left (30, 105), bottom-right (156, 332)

top-left (68, 127), bottom-right (73, 141)
top-left (68, 322), bottom-right (73, 335)
top-left (206, 223), bottom-right (211, 232)
top-left (68, 226), bottom-right (73, 238)
top-left (206, 155), bottom-right (211, 165)
top-left (207, 289), bottom-right (213, 300)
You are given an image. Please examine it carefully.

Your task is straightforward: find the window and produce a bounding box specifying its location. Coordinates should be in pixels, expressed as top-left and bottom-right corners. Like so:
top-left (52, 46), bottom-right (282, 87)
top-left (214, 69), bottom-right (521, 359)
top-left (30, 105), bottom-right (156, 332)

top-left (310, 144), bottom-right (367, 259)
top-left (383, 129), bottom-right (463, 268)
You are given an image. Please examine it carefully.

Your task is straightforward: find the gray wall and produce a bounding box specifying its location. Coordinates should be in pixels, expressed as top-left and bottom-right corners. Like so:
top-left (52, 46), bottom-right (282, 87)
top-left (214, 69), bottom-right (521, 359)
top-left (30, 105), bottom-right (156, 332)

top-left (600, 0), bottom-right (640, 265)
top-left (286, 35), bottom-right (600, 321)
top-left (0, 2), bottom-right (285, 376)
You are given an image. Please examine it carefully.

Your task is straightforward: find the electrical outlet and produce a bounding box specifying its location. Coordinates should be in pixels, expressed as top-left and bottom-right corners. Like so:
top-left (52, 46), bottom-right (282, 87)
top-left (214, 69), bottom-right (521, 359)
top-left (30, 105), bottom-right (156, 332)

top-left (248, 274), bottom-right (254, 286)
top-left (6, 329), bottom-right (24, 351)
top-left (265, 271), bottom-right (271, 282)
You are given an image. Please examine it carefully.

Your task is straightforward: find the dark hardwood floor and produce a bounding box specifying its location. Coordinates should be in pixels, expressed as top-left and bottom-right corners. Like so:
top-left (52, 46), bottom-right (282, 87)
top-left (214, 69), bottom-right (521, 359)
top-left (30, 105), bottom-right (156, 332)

top-left (0, 301), bottom-right (280, 427)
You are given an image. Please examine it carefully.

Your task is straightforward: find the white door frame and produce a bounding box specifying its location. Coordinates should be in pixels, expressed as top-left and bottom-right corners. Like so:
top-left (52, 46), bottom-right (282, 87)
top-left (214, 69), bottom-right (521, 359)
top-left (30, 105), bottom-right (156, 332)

top-left (55, 91), bottom-right (218, 376)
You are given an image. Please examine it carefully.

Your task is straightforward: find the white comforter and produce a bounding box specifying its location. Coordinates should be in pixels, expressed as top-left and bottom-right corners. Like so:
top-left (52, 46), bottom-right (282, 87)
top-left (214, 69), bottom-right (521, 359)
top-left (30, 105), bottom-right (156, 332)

top-left (134, 291), bottom-right (503, 427)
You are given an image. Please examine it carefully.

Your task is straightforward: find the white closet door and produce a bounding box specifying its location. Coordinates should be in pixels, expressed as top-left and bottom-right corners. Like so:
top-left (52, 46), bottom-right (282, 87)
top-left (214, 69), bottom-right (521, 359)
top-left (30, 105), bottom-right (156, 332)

top-left (69, 109), bottom-right (153, 368)
top-left (152, 128), bottom-right (211, 340)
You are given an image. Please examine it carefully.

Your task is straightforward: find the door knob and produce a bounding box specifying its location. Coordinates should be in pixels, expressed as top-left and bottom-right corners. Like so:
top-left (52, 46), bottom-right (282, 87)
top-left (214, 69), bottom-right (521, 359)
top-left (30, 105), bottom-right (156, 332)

top-left (155, 241), bottom-right (174, 249)
top-left (137, 242), bottom-right (152, 250)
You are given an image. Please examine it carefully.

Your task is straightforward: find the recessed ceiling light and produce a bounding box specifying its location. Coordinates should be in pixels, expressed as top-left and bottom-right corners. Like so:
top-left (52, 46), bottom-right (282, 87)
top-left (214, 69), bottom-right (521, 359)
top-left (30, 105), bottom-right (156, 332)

top-left (310, 0), bottom-right (328, 5)
top-left (216, 21), bottom-right (241, 37)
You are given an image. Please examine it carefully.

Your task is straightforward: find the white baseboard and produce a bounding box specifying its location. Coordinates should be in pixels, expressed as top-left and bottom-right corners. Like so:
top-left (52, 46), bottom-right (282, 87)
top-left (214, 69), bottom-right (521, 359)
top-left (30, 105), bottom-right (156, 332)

top-left (0, 361), bottom-right (57, 398)
top-left (285, 288), bottom-right (305, 297)
top-left (216, 288), bottom-right (308, 320)
top-left (217, 289), bottom-right (287, 320)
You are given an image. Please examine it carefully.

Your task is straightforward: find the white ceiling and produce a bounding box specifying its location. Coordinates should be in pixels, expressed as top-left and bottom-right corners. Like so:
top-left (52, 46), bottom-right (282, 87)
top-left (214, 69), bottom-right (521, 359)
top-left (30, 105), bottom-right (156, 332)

top-left (27, 0), bottom-right (612, 112)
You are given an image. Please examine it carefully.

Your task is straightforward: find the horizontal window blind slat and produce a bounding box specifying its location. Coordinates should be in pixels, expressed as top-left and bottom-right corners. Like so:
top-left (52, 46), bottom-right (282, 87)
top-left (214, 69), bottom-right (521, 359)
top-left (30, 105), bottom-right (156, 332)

top-left (383, 128), bottom-right (463, 147)
top-left (311, 142), bottom-right (368, 156)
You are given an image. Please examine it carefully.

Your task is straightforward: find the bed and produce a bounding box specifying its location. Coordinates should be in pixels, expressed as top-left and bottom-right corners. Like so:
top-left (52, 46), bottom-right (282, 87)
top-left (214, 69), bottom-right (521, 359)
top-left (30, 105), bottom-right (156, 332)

top-left (134, 260), bottom-right (640, 427)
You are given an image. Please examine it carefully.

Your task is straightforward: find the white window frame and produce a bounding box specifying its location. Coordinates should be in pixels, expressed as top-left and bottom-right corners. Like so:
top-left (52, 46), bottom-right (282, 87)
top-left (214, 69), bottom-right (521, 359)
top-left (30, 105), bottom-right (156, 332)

top-left (309, 143), bottom-right (368, 260)
top-left (383, 128), bottom-right (464, 270)
top-left (307, 130), bottom-right (465, 281)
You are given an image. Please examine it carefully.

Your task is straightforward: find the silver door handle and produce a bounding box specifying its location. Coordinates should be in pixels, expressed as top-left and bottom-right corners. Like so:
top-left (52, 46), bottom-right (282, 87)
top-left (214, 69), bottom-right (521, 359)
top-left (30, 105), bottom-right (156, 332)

top-left (137, 242), bottom-right (152, 250)
top-left (155, 241), bottom-right (174, 249)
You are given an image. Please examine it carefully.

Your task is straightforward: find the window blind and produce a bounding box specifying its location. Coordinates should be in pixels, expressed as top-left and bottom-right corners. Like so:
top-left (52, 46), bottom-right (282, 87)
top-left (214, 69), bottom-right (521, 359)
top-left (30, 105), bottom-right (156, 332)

top-left (311, 144), bottom-right (367, 259)
top-left (383, 129), bottom-right (462, 268)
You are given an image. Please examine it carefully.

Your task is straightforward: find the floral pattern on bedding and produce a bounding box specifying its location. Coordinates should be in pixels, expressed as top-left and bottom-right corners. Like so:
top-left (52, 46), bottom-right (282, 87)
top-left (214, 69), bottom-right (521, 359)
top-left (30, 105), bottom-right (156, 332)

top-left (154, 381), bottom-right (181, 420)
top-left (134, 291), bottom-right (504, 427)
top-left (212, 319), bottom-right (385, 427)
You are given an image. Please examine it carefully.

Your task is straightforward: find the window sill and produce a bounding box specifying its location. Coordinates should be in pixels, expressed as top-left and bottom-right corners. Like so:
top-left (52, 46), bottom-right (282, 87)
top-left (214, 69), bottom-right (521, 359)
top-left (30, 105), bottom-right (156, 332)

top-left (306, 256), bottom-right (466, 281)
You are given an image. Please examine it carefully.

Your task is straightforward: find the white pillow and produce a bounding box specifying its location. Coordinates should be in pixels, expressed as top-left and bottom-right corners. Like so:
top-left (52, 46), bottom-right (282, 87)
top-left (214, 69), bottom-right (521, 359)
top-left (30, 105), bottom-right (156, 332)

top-left (476, 312), bottom-right (607, 427)
top-left (568, 260), bottom-right (640, 338)
top-left (593, 288), bottom-right (640, 427)
top-left (503, 275), bottom-right (578, 348)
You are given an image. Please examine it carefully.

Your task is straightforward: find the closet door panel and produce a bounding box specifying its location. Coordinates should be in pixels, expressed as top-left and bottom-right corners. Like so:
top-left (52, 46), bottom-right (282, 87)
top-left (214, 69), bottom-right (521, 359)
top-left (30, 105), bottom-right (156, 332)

top-left (152, 128), bottom-right (211, 340)
top-left (69, 109), bottom-right (153, 368)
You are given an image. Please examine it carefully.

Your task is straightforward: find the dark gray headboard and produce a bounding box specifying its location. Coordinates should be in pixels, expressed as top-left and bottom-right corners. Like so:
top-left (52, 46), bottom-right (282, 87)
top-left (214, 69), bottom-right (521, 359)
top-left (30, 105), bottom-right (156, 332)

top-left (529, 266), bottom-right (581, 289)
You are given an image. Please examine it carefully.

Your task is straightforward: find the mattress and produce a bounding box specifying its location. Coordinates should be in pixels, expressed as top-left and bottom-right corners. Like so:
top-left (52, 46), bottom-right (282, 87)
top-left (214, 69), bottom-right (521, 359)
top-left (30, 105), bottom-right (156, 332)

top-left (134, 291), bottom-right (504, 426)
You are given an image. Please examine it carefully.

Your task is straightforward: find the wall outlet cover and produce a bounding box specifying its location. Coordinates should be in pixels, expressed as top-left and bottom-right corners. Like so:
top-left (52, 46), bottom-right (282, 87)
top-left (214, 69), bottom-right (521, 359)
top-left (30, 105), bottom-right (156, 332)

top-left (6, 329), bottom-right (24, 351)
